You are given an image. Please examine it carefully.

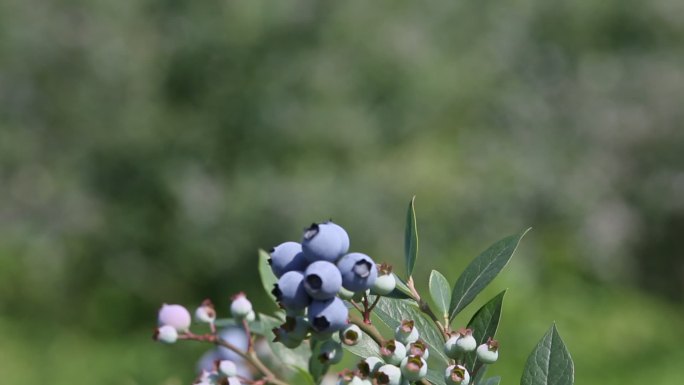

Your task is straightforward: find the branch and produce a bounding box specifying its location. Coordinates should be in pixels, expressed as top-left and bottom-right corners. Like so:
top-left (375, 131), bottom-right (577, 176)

top-left (349, 313), bottom-right (386, 346)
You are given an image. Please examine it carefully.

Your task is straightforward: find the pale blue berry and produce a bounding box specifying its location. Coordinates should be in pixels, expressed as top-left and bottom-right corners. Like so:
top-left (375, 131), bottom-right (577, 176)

top-left (154, 325), bottom-right (178, 344)
top-left (445, 364), bottom-right (470, 385)
top-left (195, 299), bottom-right (216, 324)
top-left (339, 324), bottom-right (363, 345)
top-left (476, 338), bottom-right (499, 364)
top-left (380, 339), bottom-right (407, 365)
top-left (217, 327), bottom-right (249, 364)
top-left (395, 320), bottom-right (419, 345)
top-left (230, 293), bottom-right (253, 319)
top-left (337, 253), bottom-right (378, 292)
top-left (375, 364), bottom-right (403, 385)
top-left (272, 271), bottom-right (311, 310)
top-left (304, 261), bottom-right (343, 300)
top-left (302, 221), bottom-right (348, 262)
top-left (269, 242), bottom-right (307, 278)
top-left (158, 304), bottom-right (192, 332)
top-left (400, 355), bottom-right (428, 382)
top-left (308, 297), bottom-right (348, 333)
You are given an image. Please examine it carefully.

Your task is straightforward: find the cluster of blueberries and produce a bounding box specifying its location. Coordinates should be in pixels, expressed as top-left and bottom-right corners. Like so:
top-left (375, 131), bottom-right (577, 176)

top-left (269, 221), bottom-right (388, 345)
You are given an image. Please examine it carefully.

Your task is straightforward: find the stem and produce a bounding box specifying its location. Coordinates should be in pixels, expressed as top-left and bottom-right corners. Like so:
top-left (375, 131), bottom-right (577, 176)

top-left (242, 318), bottom-right (254, 352)
top-left (408, 276), bottom-right (449, 340)
top-left (180, 331), bottom-right (290, 385)
top-left (349, 313), bottom-right (386, 346)
top-left (349, 300), bottom-right (364, 315)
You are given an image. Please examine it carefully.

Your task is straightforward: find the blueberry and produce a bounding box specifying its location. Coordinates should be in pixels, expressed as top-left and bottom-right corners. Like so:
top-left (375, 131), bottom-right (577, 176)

top-left (476, 338), bottom-right (499, 364)
top-left (337, 253), bottom-right (378, 292)
top-left (394, 319), bottom-right (419, 345)
top-left (269, 242), bottom-right (307, 278)
top-left (218, 360), bottom-right (237, 377)
top-left (371, 273), bottom-right (396, 296)
top-left (154, 325), bottom-right (178, 344)
top-left (194, 299), bottom-right (216, 324)
top-left (374, 364), bottom-right (403, 385)
top-left (317, 339), bottom-right (344, 365)
top-left (158, 304), bottom-right (192, 332)
top-left (380, 339), bottom-right (407, 366)
top-left (408, 339), bottom-right (430, 360)
top-left (400, 355), bottom-right (428, 382)
top-left (302, 221), bottom-right (348, 262)
top-left (339, 324), bottom-right (363, 346)
top-left (308, 297), bottom-right (348, 333)
top-left (445, 328), bottom-right (476, 357)
top-left (230, 293), bottom-right (253, 319)
top-left (304, 261), bottom-right (342, 300)
top-left (444, 364), bottom-right (470, 385)
top-left (217, 327), bottom-right (249, 362)
top-left (358, 356), bottom-right (384, 377)
top-left (272, 271), bottom-right (311, 310)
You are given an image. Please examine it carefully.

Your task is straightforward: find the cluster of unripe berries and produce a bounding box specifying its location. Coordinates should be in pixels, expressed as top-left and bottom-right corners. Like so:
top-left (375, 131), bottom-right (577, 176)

top-left (269, 221), bottom-right (395, 348)
top-left (155, 296), bottom-right (256, 384)
top-left (335, 323), bottom-right (500, 385)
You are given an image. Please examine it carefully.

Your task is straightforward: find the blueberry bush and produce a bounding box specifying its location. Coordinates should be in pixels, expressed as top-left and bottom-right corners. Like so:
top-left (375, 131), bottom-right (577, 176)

top-left (153, 197), bottom-right (574, 385)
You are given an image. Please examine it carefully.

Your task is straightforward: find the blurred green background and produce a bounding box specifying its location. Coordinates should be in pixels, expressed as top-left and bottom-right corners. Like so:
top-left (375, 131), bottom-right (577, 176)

top-left (1, 0), bottom-right (683, 384)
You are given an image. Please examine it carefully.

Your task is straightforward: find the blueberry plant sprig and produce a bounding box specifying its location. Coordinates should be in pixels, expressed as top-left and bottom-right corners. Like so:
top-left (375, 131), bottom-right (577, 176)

top-left (153, 197), bottom-right (575, 385)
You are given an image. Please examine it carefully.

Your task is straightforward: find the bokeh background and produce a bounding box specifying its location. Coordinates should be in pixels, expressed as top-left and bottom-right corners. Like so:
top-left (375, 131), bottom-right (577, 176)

top-left (1, 0), bottom-right (684, 384)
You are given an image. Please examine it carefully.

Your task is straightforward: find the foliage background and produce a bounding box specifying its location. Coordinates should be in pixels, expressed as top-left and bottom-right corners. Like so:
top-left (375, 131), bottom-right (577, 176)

top-left (1, 0), bottom-right (683, 384)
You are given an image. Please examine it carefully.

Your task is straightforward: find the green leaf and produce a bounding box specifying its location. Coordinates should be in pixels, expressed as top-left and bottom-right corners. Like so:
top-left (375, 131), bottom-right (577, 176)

top-left (393, 273), bottom-right (414, 297)
top-left (449, 228), bottom-right (530, 320)
top-left (466, 290), bottom-right (506, 372)
top-left (258, 249), bottom-right (278, 304)
top-left (472, 365), bottom-right (488, 385)
top-left (481, 376), bottom-right (502, 385)
top-left (342, 331), bottom-right (381, 359)
top-left (427, 368), bottom-right (447, 385)
top-left (429, 270), bottom-right (451, 318)
top-left (520, 324), bottom-right (574, 385)
top-left (404, 196), bottom-right (419, 278)
top-left (371, 296), bottom-right (449, 364)
top-left (290, 366), bottom-right (316, 385)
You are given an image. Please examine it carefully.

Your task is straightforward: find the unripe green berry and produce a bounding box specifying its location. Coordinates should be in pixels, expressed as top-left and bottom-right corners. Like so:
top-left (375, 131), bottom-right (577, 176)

top-left (476, 338), bottom-right (500, 364)
top-left (230, 293), bottom-right (253, 319)
top-left (380, 339), bottom-right (406, 365)
top-left (194, 299), bottom-right (216, 324)
top-left (375, 364), bottom-right (403, 385)
top-left (337, 369), bottom-right (372, 385)
top-left (338, 287), bottom-right (355, 300)
top-left (395, 320), bottom-right (419, 345)
top-left (218, 360), bottom-right (237, 377)
top-left (318, 339), bottom-right (344, 365)
top-left (408, 339), bottom-right (429, 360)
top-left (444, 364), bottom-right (470, 385)
top-left (340, 324), bottom-right (363, 345)
top-left (358, 356), bottom-right (384, 377)
top-left (371, 273), bottom-right (396, 296)
top-left (154, 325), bottom-right (178, 344)
top-left (400, 355), bottom-right (428, 382)
top-left (445, 328), bottom-right (476, 357)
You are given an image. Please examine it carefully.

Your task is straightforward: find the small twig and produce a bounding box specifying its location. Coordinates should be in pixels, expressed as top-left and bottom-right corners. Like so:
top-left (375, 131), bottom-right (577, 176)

top-left (349, 300), bottom-right (365, 315)
top-left (349, 313), bottom-right (385, 346)
top-left (367, 295), bottom-right (381, 313)
top-left (408, 275), bottom-right (449, 341)
top-left (242, 318), bottom-right (254, 352)
top-left (179, 331), bottom-right (290, 385)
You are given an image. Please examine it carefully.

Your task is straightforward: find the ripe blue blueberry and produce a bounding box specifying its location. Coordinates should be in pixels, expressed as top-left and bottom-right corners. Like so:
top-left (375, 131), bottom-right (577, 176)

top-left (302, 221), bottom-right (348, 262)
top-left (304, 261), bottom-right (342, 300)
top-left (272, 271), bottom-right (311, 310)
top-left (337, 253), bottom-right (378, 292)
top-left (217, 327), bottom-right (249, 364)
top-left (308, 297), bottom-right (348, 334)
top-left (268, 242), bottom-right (307, 278)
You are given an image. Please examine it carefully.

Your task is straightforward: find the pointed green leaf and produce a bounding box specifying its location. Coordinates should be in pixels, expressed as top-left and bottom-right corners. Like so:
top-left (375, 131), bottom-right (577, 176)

top-left (520, 324), bottom-right (574, 385)
top-left (427, 368), bottom-right (447, 385)
top-left (429, 270), bottom-right (451, 317)
top-left (258, 249), bottom-right (278, 303)
top-left (404, 196), bottom-right (419, 277)
top-left (290, 366), bottom-right (316, 385)
top-left (449, 228), bottom-right (530, 320)
top-left (371, 296), bottom-right (449, 364)
top-left (482, 376), bottom-right (501, 385)
top-left (466, 290), bottom-right (506, 371)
